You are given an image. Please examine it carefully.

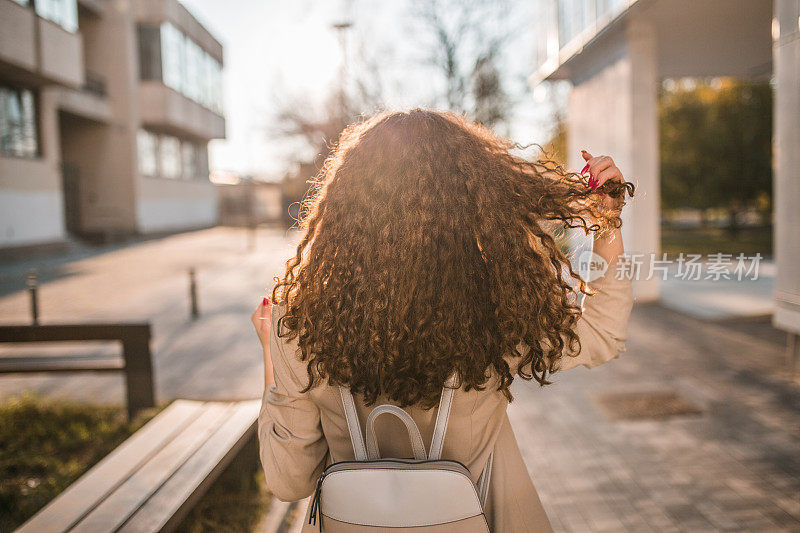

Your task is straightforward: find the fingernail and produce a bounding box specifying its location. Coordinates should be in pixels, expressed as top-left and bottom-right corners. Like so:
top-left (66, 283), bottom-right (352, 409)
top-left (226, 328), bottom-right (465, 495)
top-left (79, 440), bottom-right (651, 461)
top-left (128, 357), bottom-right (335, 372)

top-left (591, 181), bottom-right (599, 191)
top-left (581, 149), bottom-right (588, 155)
top-left (588, 178), bottom-right (595, 188)
top-left (263, 297), bottom-right (270, 306)
top-left (581, 164), bottom-right (590, 174)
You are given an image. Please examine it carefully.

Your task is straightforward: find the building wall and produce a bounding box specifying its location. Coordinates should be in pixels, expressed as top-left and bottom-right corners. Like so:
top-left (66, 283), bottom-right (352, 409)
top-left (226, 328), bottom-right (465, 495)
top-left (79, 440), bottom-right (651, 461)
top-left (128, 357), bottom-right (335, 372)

top-left (38, 17), bottom-right (84, 87)
top-left (0, 0), bottom-right (37, 72)
top-left (138, 81), bottom-right (225, 140)
top-left (0, 88), bottom-right (66, 247)
top-left (216, 182), bottom-right (283, 226)
top-left (566, 17), bottom-right (661, 300)
top-left (773, 0), bottom-right (800, 335)
top-left (136, 176), bottom-right (217, 232)
top-left (0, 1), bottom-right (83, 88)
top-left (0, 0), bottom-right (226, 250)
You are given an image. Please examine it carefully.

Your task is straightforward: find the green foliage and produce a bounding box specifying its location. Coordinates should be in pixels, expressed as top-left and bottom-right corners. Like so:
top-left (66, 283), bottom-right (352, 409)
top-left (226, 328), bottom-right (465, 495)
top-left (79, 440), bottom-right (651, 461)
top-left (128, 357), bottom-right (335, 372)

top-left (176, 450), bottom-right (271, 533)
top-left (0, 394), bottom-right (156, 531)
top-left (659, 78), bottom-right (773, 226)
top-left (661, 225), bottom-right (772, 258)
top-left (543, 111), bottom-right (567, 166)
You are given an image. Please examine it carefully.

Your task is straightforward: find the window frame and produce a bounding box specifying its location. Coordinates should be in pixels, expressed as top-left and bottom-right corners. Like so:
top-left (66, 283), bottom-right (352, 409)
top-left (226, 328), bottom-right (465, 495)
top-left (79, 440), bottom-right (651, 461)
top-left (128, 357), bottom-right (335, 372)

top-left (0, 84), bottom-right (41, 160)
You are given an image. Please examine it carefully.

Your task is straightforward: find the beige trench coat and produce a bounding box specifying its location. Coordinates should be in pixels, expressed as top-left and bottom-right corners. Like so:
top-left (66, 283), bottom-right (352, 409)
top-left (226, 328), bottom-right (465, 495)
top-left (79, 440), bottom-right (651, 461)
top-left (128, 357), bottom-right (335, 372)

top-left (258, 272), bottom-right (634, 532)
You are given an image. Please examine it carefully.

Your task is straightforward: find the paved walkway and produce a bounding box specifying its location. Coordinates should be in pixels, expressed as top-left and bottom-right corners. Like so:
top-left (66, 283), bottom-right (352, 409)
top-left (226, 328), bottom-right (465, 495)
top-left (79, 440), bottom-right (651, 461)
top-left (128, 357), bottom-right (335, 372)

top-left (0, 226), bottom-right (300, 402)
top-left (509, 304), bottom-right (799, 532)
top-left (659, 262), bottom-right (774, 320)
top-left (1, 227), bottom-right (798, 532)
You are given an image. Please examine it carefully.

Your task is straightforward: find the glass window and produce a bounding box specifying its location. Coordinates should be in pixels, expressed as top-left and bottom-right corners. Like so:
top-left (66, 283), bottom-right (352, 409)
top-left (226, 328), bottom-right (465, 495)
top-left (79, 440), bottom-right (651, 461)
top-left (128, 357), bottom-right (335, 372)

top-left (161, 22), bottom-right (186, 93)
top-left (35, 0), bottom-right (78, 33)
top-left (159, 135), bottom-right (181, 179)
top-left (138, 25), bottom-right (162, 81)
top-left (137, 129), bottom-right (158, 176)
top-left (0, 86), bottom-right (39, 158)
top-left (200, 53), bottom-right (213, 108)
top-left (209, 57), bottom-right (223, 113)
top-left (181, 141), bottom-right (197, 179)
top-left (146, 22), bottom-right (223, 113)
top-left (185, 39), bottom-right (204, 103)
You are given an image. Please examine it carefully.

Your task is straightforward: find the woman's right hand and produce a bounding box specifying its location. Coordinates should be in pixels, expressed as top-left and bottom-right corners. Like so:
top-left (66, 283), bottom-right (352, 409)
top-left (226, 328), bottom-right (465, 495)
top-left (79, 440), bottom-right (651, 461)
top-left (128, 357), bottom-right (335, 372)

top-left (581, 150), bottom-right (626, 267)
top-left (581, 150), bottom-right (625, 212)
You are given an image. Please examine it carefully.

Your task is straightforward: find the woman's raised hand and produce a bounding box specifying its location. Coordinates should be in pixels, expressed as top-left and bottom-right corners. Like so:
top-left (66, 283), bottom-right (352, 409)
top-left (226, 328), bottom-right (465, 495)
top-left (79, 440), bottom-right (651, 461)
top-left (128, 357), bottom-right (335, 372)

top-left (251, 297), bottom-right (276, 388)
top-left (251, 297), bottom-right (272, 351)
top-left (581, 150), bottom-right (625, 211)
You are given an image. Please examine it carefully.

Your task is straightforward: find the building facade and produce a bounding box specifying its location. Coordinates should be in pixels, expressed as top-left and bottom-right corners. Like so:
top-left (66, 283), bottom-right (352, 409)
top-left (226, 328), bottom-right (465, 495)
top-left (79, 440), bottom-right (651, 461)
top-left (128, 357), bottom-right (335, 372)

top-left (0, 0), bottom-right (225, 250)
top-left (214, 175), bottom-right (283, 227)
top-left (531, 0), bottom-right (799, 348)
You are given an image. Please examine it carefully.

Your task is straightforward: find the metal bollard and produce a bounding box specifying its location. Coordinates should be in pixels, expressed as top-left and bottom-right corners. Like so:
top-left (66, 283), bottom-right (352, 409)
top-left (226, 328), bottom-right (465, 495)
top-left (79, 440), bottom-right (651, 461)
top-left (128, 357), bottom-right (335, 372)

top-left (27, 271), bottom-right (39, 325)
top-left (189, 268), bottom-right (199, 320)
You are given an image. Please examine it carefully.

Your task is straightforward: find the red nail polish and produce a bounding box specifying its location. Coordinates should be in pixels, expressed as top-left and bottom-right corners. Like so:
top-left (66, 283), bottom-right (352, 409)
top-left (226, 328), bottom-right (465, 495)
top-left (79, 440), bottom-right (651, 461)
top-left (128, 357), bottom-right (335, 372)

top-left (263, 297), bottom-right (270, 306)
top-left (581, 164), bottom-right (590, 174)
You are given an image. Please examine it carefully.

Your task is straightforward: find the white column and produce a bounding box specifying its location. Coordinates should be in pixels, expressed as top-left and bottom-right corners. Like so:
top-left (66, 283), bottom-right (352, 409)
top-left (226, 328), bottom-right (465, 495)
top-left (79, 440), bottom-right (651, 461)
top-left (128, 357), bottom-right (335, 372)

top-left (567, 17), bottom-right (661, 301)
top-left (772, 0), bottom-right (800, 360)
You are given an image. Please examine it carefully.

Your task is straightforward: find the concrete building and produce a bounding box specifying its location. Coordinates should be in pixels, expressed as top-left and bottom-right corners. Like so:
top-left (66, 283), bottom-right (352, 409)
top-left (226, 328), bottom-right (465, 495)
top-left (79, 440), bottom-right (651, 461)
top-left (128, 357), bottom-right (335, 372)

top-left (0, 0), bottom-right (225, 251)
top-left (214, 174), bottom-right (284, 227)
top-left (531, 0), bottom-right (799, 354)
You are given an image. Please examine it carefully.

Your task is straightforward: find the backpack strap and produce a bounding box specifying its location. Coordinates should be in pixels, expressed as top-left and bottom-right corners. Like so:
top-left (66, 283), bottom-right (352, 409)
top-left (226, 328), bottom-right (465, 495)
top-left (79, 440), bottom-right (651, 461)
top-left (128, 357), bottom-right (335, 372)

top-left (340, 376), bottom-right (494, 508)
top-left (429, 373), bottom-right (493, 509)
top-left (428, 373), bottom-right (458, 460)
top-left (477, 451), bottom-right (493, 507)
top-left (339, 386), bottom-right (368, 461)
top-left (365, 405), bottom-right (427, 460)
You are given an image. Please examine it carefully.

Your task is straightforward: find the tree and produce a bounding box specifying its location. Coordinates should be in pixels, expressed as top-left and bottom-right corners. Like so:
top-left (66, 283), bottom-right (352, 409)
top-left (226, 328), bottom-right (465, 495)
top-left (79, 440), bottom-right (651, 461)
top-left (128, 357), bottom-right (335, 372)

top-left (272, 0), bottom-right (523, 223)
top-left (410, 0), bottom-right (513, 127)
top-left (659, 78), bottom-right (773, 231)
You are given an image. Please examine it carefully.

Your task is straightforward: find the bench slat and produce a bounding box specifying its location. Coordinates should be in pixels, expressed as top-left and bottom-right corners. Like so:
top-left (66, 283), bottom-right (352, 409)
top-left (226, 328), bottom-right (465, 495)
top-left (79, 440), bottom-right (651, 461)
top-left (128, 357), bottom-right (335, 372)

top-left (119, 399), bottom-right (261, 533)
top-left (0, 356), bottom-right (123, 373)
top-left (17, 400), bottom-right (206, 533)
top-left (70, 402), bottom-right (234, 533)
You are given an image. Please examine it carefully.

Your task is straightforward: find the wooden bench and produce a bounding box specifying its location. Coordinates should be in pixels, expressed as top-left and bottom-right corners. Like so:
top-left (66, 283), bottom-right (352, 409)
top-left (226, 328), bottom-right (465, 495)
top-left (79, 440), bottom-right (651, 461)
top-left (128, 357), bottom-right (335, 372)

top-left (17, 399), bottom-right (261, 533)
top-left (0, 323), bottom-right (155, 420)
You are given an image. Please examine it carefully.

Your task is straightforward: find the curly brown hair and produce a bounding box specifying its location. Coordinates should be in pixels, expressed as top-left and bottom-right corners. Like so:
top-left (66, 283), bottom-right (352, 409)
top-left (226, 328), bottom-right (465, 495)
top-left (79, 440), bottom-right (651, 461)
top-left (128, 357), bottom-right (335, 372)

top-left (271, 109), bottom-right (634, 409)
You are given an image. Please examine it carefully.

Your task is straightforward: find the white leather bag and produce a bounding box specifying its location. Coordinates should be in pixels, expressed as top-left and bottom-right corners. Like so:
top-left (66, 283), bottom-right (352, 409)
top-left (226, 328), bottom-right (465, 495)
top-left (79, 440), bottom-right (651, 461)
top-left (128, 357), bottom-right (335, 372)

top-left (307, 375), bottom-right (493, 532)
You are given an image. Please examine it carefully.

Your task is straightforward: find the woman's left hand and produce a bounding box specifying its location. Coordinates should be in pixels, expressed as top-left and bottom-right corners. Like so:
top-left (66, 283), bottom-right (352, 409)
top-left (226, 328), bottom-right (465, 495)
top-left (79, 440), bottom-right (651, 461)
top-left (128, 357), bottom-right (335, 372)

top-left (581, 150), bottom-right (624, 209)
top-left (251, 297), bottom-right (272, 353)
top-left (252, 297), bottom-right (275, 388)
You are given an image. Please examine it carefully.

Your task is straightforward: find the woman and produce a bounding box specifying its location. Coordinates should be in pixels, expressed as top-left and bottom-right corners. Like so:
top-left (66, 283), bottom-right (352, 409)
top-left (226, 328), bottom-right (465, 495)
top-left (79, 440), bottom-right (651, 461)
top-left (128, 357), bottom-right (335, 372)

top-left (252, 109), bottom-right (634, 532)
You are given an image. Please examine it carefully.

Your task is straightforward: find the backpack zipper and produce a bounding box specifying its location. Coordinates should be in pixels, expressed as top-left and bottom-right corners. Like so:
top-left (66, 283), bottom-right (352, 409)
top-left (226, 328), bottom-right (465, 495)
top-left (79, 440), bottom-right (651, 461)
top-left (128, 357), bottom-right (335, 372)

top-left (308, 470), bottom-right (327, 528)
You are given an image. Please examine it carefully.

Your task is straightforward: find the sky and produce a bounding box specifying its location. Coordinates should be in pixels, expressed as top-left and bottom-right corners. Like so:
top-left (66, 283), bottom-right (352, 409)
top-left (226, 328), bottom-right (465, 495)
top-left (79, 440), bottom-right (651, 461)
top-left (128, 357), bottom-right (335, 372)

top-left (179, 0), bottom-right (566, 181)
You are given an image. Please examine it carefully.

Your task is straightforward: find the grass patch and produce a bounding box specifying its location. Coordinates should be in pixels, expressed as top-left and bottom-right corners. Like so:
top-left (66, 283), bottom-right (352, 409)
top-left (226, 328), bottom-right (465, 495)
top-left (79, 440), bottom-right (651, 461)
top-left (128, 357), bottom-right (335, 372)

top-left (661, 225), bottom-right (772, 258)
top-left (1, 395), bottom-right (271, 533)
top-left (176, 443), bottom-right (272, 533)
top-left (0, 393), bottom-right (160, 532)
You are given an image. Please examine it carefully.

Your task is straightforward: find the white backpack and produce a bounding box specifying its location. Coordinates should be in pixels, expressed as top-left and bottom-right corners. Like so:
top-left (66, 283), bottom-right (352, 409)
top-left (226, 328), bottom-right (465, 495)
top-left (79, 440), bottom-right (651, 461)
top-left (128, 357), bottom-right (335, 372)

top-left (307, 375), bottom-right (493, 531)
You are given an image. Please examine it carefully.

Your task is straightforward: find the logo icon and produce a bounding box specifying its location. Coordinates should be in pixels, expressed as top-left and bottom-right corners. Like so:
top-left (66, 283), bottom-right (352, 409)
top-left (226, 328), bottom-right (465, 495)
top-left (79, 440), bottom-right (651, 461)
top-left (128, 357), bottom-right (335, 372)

top-left (577, 250), bottom-right (608, 282)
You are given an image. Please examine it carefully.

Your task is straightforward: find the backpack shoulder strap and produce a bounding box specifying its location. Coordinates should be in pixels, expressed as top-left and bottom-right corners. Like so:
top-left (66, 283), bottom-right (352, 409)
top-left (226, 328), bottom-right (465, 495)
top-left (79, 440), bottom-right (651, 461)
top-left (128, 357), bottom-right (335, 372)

top-left (477, 451), bottom-right (493, 507)
top-left (339, 386), bottom-right (368, 460)
top-left (428, 372), bottom-right (458, 460)
top-left (428, 373), bottom-right (493, 508)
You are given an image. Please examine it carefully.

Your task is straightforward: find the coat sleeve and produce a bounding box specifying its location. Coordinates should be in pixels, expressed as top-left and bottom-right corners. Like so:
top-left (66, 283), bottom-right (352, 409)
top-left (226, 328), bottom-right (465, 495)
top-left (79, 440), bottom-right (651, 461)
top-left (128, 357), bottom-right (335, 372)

top-left (554, 269), bottom-right (634, 371)
top-left (257, 304), bottom-right (329, 502)
top-left (513, 270), bottom-right (634, 374)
